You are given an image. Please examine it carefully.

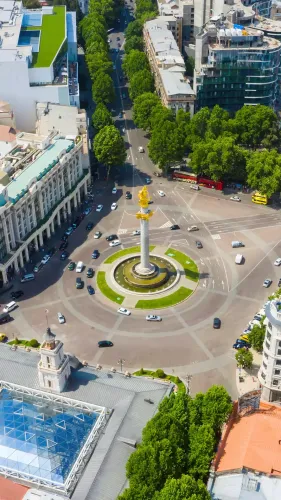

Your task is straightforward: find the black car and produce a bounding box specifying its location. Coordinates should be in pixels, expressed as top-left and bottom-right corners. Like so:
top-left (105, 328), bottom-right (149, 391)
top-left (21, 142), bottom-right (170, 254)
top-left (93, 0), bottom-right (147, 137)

top-left (92, 250), bottom-right (100, 259)
top-left (59, 241), bottom-right (68, 251)
top-left (60, 251), bottom-right (68, 261)
top-left (170, 224), bottom-right (180, 230)
top-left (106, 234), bottom-right (118, 241)
top-left (125, 193), bottom-right (132, 199)
top-left (98, 340), bottom-right (113, 347)
top-left (61, 234), bottom-right (68, 242)
top-left (87, 267), bottom-right (94, 278)
top-left (278, 278), bottom-right (281, 287)
top-left (11, 290), bottom-right (24, 299)
top-left (148, 200), bottom-right (153, 204)
top-left (86, 222), bottom-right (94, 230)
top-left (117, 36), bottom-right (120, 40)
top-left (87, 285), bottom-right (95, 295)
top-left (76, 277), bottom-right (84, 289)
top-left (213, 317), bottom-right (221, 329)
top-left (196, 241), bottom-right (203, 249)
top-left (47, 247), bottom-right (56, 257)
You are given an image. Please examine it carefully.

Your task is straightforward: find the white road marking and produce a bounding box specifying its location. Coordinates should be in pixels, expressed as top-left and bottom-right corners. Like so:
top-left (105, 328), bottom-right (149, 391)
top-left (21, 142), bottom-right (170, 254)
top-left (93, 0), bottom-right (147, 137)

top-left (212, 234), bottom-right (221, 240)
top-left (118, 229), bottom-right (128, 234)
top-left (160, 221), bottom-right (172, 229)
top-left (212, 280), bottom-right (215, 288)
top-left (221, 280), bottom-right (225, 290)
top-left (200, 258), bottom-right (204, 265)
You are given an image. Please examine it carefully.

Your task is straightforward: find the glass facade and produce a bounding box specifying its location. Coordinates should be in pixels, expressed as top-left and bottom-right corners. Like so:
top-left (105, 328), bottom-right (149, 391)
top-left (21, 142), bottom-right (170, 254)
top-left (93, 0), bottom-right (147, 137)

top-left (0, 388), bottom-right (98, 488)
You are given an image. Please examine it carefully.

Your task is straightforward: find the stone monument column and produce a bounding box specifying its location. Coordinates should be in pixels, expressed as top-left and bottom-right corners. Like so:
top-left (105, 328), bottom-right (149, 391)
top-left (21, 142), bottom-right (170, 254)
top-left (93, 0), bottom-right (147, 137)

top-left (135, 186), bottom-right (154, 276)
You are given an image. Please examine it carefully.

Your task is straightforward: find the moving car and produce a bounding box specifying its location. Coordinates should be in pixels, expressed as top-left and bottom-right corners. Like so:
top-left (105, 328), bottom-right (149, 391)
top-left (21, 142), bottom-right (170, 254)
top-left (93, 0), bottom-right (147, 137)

top-left (230, 196), bottom-right (241, 202)
top-left (41, 255), bottom-right (50, 265)
top-left (3, 301), bottom-right (17, 313)
top-left (60, 251), bottom-right (68, 261)
top-left (109, 239), bottom-right (121, 247)
top-left (59, 241), bottom-right (68, 251)
top-left (138, 146), bottom-right (144, 153)
top-left (106, 234), bottom-right (118, 241)
top-left (213, 317), bottom-right (221, 329)
top-left (263, 279), bottom-right (272, 288)
top-left (98, 340), bottom-right (113, 347)
top-left (87, 285), bottom-right (95, 295)
top-left (145, 178), bottom-right (151, 184)
top-left (92, 250), bottom-right (100, 259)
top-left (196, 240), bottom-right (203, 249)
top-left (188, 226), bottom-right (198, 232)
top-left (11, 290), bottom-right (24, 300)
top-left (87, 267), bottom-right (94, 278)
top-left (94, 231), bottom-right (102, 239)
top-left (157, 190), bottom-right (165, 197)
top-left (68, 261), bottom-right (75, 271)
top-left (118, 307), bottom-right (131, 316)
top-left (76, 277), bottom-right (84, 289)
top-left (125, 192), bottom-right (132, 199)
top-left (65, 226), bottom-right (73, 236)
top-left (86, 222), bottom-right (94, 230)
top-left (118, 112), bottom-right (123, 118)
top-left (274, 258), bottom-right (281, 266)
top-left (111, 202), bottom-right (118, 210)
top-left (112, 187), bottom-right (117, 194)
top-left (146, 315), bottom-right (162, 321)
top-left (132, 230), bottom-right (141, 236)
top-left (58, 312), bottom-right (65, 324)
top-left (96, 205), bottom-right (103, 212)
top-left (170, 225), bottom-right (180, 230)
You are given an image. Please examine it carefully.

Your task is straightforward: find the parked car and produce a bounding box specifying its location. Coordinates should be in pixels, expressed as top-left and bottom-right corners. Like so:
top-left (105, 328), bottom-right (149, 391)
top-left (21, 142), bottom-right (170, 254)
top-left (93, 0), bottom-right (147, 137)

top-left (59, 241), bottom-right (68, 251)
top-left (196, 241), bottom-right (203, 249)
top-left (47, 247), bottom-right (56, 257)
top-left (84, 207), bottom-right (91, 216)
top-left (58, 312), bottom-right (65, 324)
top-left (146, 315), bottom-right (162, 321)
top-left (233, 343), bottom-right (250, 350)
top-left (118, 112), bottom-right (123, 118)
top-left (170, 225), bottom-right (180, 230)
top-left (125, 192), bottom-right (132, 199)
top-left (0, 334), bottom-right (8, 343)
top-left (65, 227), bottom-right (73, 236)
top-left (87, 267), bottom-right (94, 278)
top-left (76, 277), bottom-right (84, 289)
top-left (68, 261), bottom-right (75, 271)
top-left (213, 317), bottom-right (221, 329)
top-left (118, 307), bottom-right (131, 316)
top-left (60, 251), bottom-right (68, 261)
top-left (98, 340), bottom-right (113, 347)
top-left (111, 202), bottom-right (118, 210)
top-left (94, 231), bottom-right (102, 239)
top-left (157, 190), bottom-right (165, 197)
top-left (112, 187), bottom-right (117, 194)
top-left (87, 285), bottom-right (95, 295)
top-left (188, 226), bottom-right (198, 232)
top-left (96, 205), bottom-right (103, 212)
top-left (92, 250), bottom-right (100, 259)
top-left (106, 234), bottom-right (118, 241)
top-left (263, 279), bottom-right (272, 288)
top-left (145, 178), bottom-right (151, 184)
top-left (274, 258), bottom-right (281, 266)
top-left (11, 290), bottom-right (24, 300)
top-left (41, 255), bottom-right (50, 265)
top-left (109, 239), bottom-right (121, 247)
top-left (230, 196), bottom-right (241, 202)
top-left (61, 234), bottom-right (68, 242)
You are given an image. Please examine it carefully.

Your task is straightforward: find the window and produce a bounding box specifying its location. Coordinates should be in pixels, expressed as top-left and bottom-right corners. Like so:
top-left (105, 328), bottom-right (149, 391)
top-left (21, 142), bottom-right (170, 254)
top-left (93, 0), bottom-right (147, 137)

top-left (47, 356), bottom-right (50, 364)
top-left (265, 341), bottom-right (270, 350)
top-left (276, 360), bottom-right (281, 365)
top-left (278, 349), bottom-right (281, 356)
top-left (48, 380), bottom-right (52, 388)
top-left (279, 341), bottom-right (281, 348)
top-left (263, 361), bottom-right (267, 369)
top-left (275, 369), bottom-right (281, 375)
top-left (261, 371), bottom-right (266, 379)
top-left (273, 380), bottom-right (278, 386)
top-left (267, 331), bottom-right (271, 340)
top-left (268, 322), bottom-right (272, 330)
top-left (264, 352), bottom-right (268, 359)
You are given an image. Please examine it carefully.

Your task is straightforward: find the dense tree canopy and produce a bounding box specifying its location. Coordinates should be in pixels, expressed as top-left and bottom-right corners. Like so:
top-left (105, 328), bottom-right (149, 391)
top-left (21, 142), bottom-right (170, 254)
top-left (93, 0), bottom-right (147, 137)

top-left (125, 19), bottom-right (143, 38)
top-left (148, 121), bottom-right (186, 170)
top-left (155, 475), bottom-right (211, 500)
top-left (246, 149), bottom-right (281, 197)
top-left (123, 49), bottom-right (150, 79)
top-left (228, 104), bottom-right (280, 148)
top-left (92, 72), bottom-right (115, 104)
top-left (92, 103), bottom-right (113, 130)
top-left (124, 35), bottom-right (144, 54)
top-left (235, 348), bottom-right (253, 369)
top-left (248, 324), bottom-right (265, 352)
top-left (93, 125), bottom-right (126, 175)
top-left (133, 92), bottom-right (161, 130)
top-left (129, 69), bottom-right (154, 100)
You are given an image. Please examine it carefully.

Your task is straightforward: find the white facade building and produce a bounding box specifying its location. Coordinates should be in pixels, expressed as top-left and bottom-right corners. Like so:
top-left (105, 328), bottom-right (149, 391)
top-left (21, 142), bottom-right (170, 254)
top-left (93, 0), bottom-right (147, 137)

top-left (0, 2), bottom-right (79, 132)
top-left (0, 127), bottom-right (90, 283)
top-left (38, 327), bottom-right (71, 393)
top-left (258, 300), bottom-right (281, 401)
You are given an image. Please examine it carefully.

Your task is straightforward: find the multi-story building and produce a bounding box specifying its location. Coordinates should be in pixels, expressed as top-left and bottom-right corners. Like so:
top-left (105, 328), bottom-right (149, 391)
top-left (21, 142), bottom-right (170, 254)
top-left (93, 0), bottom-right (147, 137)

top-left (0, 127), bottom-right (90, 284)
top-left (143, 19), bottom-right (195, 113)
top-left (0, 2), bottom-right (80, 132)
top-left (258, 300), bottom-right (281, 402)
top-left (194, 20), bottom-right (281, 112)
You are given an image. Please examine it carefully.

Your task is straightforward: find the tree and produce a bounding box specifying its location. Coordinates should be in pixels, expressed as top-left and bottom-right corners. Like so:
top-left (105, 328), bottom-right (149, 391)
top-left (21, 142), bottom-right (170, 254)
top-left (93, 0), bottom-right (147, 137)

top-left (94, 125), bottom-right (126, 177)
top-left (129, 69), bottom-right (154, 100)
top-left (86, 53), bottom-right (113, 77)
top-left (125, 19), bottom-right (143, 38)
top-left (188, 424), bottom-right (216, 480)
top-left (92, 72), bottom-right (115, 105)
top-left (23, 0), bottom-right (40, 7)
top-left (248, 324), bottom-right (265, 352)
top-left (154, 475), bottom-right (211, 500)
top-left (229, 104), bottom-right (280, 148)
top-left (150, 106), bottom-right (174, 130)
top-left (133, 92), bottom-right (161, 130)
top-left (188, 393), bottom-right (204, 426)
top-left (202, 385), bottom-right (232, 434)
top-left (92, 103), bottom-right (113, 130)
top-left (125, 35), bottom-right (144, 54)
top-left (123, 49), bottom-right (149, 79)
top-left (246, 149), bottom-right (281, 198)
top-left (148, 121), bottom-right (186, 171)
top-left (206, 105), bottom-right (230, 140)
top-left (185, 56), bottom-right (195, 76)
top-left (235, 348), bottom-right (253, 369)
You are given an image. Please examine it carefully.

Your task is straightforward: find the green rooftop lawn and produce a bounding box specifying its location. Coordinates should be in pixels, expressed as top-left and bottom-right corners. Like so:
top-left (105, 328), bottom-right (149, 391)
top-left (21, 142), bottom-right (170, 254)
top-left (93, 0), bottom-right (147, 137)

top-left (22, 6), bottom-right (65, 68)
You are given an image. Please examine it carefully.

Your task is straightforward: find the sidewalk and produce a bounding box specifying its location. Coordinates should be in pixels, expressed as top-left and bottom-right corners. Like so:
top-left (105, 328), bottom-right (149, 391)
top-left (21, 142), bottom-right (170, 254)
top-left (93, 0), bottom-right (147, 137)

top-left (236, 350), bottom-right (262, 396)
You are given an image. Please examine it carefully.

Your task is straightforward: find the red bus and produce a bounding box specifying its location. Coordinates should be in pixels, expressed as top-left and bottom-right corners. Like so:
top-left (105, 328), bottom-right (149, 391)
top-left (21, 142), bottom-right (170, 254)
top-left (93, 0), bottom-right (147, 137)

top-left (172, 171), bottom-right (223, 191)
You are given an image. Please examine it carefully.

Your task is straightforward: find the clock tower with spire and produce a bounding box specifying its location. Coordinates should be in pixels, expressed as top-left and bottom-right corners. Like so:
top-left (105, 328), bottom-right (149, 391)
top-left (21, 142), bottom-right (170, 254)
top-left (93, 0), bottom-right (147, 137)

top-left (38, 327), bottom-right (71, 392)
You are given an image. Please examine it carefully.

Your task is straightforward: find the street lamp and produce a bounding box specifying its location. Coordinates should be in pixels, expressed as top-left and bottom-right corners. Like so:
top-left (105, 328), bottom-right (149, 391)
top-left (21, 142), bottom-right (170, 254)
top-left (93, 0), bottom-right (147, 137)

top-left (184, 374), bottom-right (192, 395)
top-left (118, 358), bottom-right (125, 373)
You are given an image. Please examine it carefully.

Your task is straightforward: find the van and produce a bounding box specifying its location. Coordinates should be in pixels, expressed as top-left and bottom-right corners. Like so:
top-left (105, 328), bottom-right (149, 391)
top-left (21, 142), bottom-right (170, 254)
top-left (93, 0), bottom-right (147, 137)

top-left (76, 261), bottom-right (84, 273)
top-left (20, 273), bottom-right (35, 283)
top-left (33, 262), bottom-right (44, 273)
top-left (190, 184), bottom-right (199, 191)
top-left (235, 254), bottom-right (243, 265)
top-left (3, 301), bottom-right (17, 313)
top-left (231, 241), bottom-right (244, 248)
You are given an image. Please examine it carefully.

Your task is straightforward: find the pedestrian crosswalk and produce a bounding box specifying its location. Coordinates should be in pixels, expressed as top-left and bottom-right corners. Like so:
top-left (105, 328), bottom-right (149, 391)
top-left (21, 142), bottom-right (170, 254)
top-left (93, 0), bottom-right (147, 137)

top-left (118, 229), bottom-right (128, 235)
top-left (159, 221), bottom-right (172, 229)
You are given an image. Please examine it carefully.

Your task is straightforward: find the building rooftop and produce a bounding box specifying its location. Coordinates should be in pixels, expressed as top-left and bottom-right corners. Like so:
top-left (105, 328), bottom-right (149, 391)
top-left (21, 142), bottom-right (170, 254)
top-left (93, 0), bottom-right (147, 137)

top-left (0, 344), bottom-right (170, 499)
top-left (6, 138), bottom-right (74, 203)
top-left (36, 103), bottom-right (85, 137)
top-left (159, 68), bottom-right (195, 96)
top-left (0, 475), bottom-right (29, 500)
top-left (214, 401), bottom-right (281, 475)
top-left (253, 16), bottom-right (281, 34)
top-left (0, 125), bottom-right (17, 143)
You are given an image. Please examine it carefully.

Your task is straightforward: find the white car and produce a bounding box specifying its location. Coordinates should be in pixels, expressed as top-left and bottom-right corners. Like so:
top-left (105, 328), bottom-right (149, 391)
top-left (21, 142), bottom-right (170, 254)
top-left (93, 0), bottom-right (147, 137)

top-left (111, 202), bottom-right (118, 210)
top-left (96, 204), bottom-right (103, 212)
top-left (113, 64), bottom-right (116, 70)
top-left (230, 196), bottom-right (241, 202)
top-left (118, 307), bottom-right (131, 316)
top-left (274, 258), bottom-right (281, 266)
top-left (109, 239), bottom-right (121, 247)
top-left (138, 146), bottom-right (144, 153)
top-left (263, 279), bottom-right (272, 288)
top-left (58, 312), bottom-right (65, 324)
top-left (112, 187), bottom-right (117, 194)
top-left (132, 230), bottom-right (141, 236)
top-left (94, 231), bottom-right (102, 239)
top-left (187, 225), bottom-right (198, 232)
top-left (41, 255), bottom-right (51, 265)
top-left (146, 314), bottom-right (162, 321)
top-left (158, 190), bottom-right (165, 197)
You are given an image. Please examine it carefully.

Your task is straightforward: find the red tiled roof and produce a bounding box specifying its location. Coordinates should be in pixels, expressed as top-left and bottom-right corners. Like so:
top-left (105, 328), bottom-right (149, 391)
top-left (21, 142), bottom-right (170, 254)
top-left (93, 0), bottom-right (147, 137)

top-left (0, 476), bottom-right (29, 500)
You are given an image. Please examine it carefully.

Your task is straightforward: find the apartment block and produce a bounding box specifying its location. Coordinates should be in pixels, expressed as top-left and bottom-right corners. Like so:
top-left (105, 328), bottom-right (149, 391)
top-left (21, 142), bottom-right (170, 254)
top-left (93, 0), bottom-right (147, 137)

top-left (194, 19), bottom-right (281, 112)
top-left (0, 123), bottom-right (90, 284)
top-left (143, 19), bottom-right (195, 113)
top-left (0, 1), bottom-right (79, 132)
